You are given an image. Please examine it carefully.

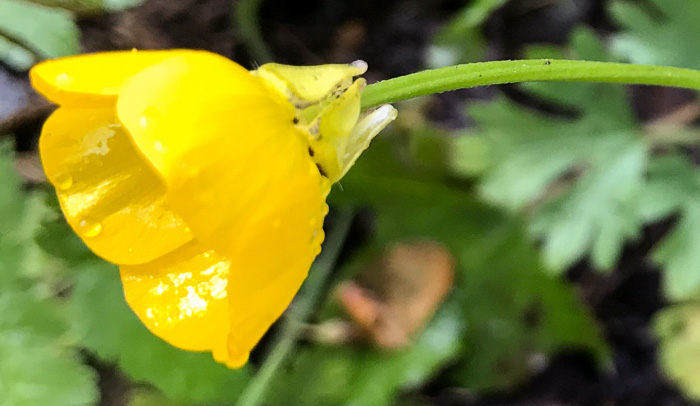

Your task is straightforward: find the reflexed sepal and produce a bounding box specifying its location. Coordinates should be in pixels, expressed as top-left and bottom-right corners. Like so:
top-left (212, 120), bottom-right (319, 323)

top-left (253, 60), bottom-right (397, 183)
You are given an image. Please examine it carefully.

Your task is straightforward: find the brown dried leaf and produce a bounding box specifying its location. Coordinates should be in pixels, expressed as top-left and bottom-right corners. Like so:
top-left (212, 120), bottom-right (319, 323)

top-left (338, 241), bottom-right (455, 348)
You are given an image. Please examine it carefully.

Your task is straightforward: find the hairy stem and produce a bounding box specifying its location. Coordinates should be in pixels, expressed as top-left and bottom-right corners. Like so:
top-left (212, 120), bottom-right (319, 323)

top-left (361, 59), bottom-right (700, 109)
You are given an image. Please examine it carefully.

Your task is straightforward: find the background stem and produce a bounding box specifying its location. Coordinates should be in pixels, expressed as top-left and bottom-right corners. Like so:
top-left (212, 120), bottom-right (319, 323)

top-left (361, 59), bottom-right (700, 109)
top-left (234, 0), bottom-right (273, 63)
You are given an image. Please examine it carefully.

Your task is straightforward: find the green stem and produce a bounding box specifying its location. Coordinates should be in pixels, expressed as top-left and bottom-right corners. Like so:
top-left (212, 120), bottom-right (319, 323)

top-left (361, 59), bottom-right (700, 109)
top-left (234, 0), bottom-right (274, 63)
top-left (236, 209), bottom-right (354, 406)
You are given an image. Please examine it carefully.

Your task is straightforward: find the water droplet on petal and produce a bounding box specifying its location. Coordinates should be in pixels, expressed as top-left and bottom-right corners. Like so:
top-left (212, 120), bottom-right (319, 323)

top-left (154, 140), bottom-right (168, 153)
top-left (78, 217), bottom-right (102, 238)
top-left (309, 216), bottom-right (320, 228)
top-left (139, 107), bottom-right (162, 129)
top-left (310, 230), bottom-right (324, 250)
top-left (54, 174), bottom-right (73, 191)
top-left (226, 335), bottom-right (250, 368)
top-left (55, 73), bottom-right (73, 87)
top-left (272, 217), bottom-right (282, 228)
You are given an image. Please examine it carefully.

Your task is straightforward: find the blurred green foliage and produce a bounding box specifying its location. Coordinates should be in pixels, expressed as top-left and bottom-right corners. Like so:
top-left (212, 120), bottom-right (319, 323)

top-left (0, 0), bottom-right (143, 70)
top-left (0, 0), bottom-right (78, 70)
top-left (610, 0), bottom-right (700, 69)
top-left (427, 0), bottom-right (508, 67)
top-left (329, 136), bottom-right (608, 392)
top-left (267, 297), bottom-right (464, 406)
top-left (2, 0), bottom-right (700, 404)
top-left (463, 29), bottom-right (644, 273)
top-left (0, 142), bottom-right (97, 406)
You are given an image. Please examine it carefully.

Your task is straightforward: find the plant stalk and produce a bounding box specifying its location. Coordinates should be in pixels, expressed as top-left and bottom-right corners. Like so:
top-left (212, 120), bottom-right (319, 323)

top-left (361, 59), bottom-right (700, 109)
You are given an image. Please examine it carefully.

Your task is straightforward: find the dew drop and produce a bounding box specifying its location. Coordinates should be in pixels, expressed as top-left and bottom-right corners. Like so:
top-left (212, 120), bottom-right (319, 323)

top-left (141, 106), bottom-right (163, 129)
top-left (78, 217), bottom-right (102, 238)
top-left (309, 229), bottom-right (324, 248)
top-left (54, 174), bottom-right (73, 191)
top-left (55, 73), bottom-right (74, 87)
top-left (154, 140), bottom-right (168, 153)
top-left (272, 217), bottom-right (282, 228)
top-left (226, 336), bottom-right (250, 367)
top-left (309, 216), bottom-right (320, 228)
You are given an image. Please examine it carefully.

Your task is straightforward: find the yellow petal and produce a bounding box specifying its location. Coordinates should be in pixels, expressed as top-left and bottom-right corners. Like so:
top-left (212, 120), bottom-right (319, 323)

top-left (115, 51), bottom-right (283, 179)
top-left (253, 60), bottom-right (368, 104)
top-left (39, 106), bottom-right (193, 265)
top-left (115, 51), bottom-right (329, 364)
top-left (120, 241), bottom-right (234, 365)
top-left (116, 50), bottom-right (326, 252)
top-left (30, 50), bottom-right (199, 106)
top-left (223, 200), bottom-right (327, 364)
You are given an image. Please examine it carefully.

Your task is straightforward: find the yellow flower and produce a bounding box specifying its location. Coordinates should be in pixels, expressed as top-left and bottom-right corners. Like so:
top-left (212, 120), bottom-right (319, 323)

top-left (30, 50), bottom-right (396, 368)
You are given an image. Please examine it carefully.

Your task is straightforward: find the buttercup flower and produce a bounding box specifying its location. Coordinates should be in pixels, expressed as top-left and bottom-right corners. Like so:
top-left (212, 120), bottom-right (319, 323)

top-left (30, 50), bottom-right (396, 367)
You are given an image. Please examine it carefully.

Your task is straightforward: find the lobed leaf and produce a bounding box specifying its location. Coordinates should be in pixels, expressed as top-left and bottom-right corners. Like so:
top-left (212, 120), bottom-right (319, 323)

top-left (0, 143), bottom-right (98, 406)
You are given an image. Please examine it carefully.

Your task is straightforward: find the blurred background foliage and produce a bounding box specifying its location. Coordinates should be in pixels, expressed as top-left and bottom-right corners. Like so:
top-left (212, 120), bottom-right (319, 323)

top-left (1, 0), bottom-right (700, 405)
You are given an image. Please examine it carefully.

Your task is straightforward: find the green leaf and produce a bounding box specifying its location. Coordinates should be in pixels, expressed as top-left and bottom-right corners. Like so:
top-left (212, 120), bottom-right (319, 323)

top-left (20, 0), bottom-right (145, 13)
top-left (0, 291), bottom-right (67, 339)
top-left (0, 145), bottom-right (98, 406)
top-left (0, 141), bottom-right (23, 238)
top-left (20, 0), bottom-right (102, 13)
top-left (0, 334), bottom-right (97, 406)
top-left (427, 0), bottom-right (507, 67)
top-left (635, 155), bottom-right (700, 299)
top-left (450, 135), bottom-right (491, 176)
top-left (0, 292), bottom-right (97, 406)
top-left (610, 0), bottom-right (700, 68)
top-left (0, 142), bottom-right (58, 288)
top-left (458, 28), bottom-right (652, 272)
top-left (0, 35), bottom-right (34, 70)
top-left (655, 201), bottom-right (700, 299)
top-left (655, 304), bottom-right (700, 400)
top-left (0, 0), bottom-right (79, 70)
top-left (454, 26), bottom-right (700, 295)
top-left (637, 156), bottom-right (700, 222)
top-left (68, 259), bottom-right (251, 404)
top-left (530, 135), bottom-right (647, 270)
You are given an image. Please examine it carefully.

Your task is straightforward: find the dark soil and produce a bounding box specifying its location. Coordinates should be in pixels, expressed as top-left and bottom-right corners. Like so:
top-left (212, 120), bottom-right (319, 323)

top-left (1, 0), bottom-right (696, 405)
